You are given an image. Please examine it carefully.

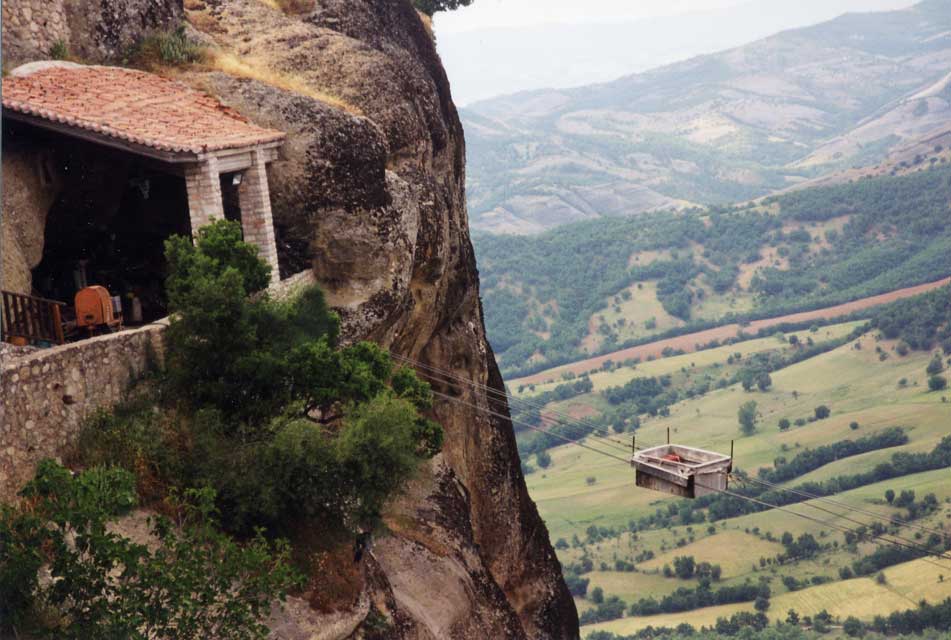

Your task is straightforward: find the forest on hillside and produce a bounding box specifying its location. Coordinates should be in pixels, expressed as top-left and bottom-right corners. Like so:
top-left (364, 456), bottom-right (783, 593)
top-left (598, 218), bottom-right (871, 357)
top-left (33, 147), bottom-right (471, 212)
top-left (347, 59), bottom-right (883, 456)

top-left (476, 163), bottom-right (951, 377)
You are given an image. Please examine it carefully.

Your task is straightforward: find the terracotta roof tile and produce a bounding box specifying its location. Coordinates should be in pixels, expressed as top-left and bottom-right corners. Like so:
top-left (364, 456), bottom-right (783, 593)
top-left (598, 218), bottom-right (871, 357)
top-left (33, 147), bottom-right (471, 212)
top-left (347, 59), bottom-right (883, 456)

top-left (2, 66), bottom-right (285, 155)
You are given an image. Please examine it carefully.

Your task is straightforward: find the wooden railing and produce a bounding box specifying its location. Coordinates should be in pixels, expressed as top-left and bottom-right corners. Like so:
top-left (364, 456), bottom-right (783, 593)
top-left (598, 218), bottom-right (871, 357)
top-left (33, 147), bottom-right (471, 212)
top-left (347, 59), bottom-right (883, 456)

top-left (1, 290), bottom-right (66, 345)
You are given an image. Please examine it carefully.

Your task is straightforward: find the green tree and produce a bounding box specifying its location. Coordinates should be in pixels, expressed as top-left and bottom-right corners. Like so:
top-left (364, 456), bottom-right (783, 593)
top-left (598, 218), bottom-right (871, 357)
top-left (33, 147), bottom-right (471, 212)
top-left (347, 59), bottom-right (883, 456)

top-left (885, 489), bottom-right (895, 504)
top-left (926, 355), bottom-right (945, 376)
top-left (564, 573), bottom-right (589, 597)
top-left (754, 595), bottom-right (770, 612)
top-left (81, 222), bottom-right (442, 539)
top-left (778, 417), bottom-right (791, 431)
top-left (335, 395), bottom-right (431, 524)
top-left (738, 401), bottom-right (759, 436)
top-left (591, 586), bottom-right (604, 604)
top-left (844, 616), bottom-right (866, 637)
top-left (673, 555), bottom-right (696, 579)
top-left (536, 450), bottom-right (552, 469)
top-left (740, 370), bottom-right (756, 392)
top-left (928, 375), bottom-right (948, 391)
top-left (163, 220), bottom-right (297, 424)
top-left (413, 0), bottom-right (473, 16)
top-left (756, 371), bottom-right (773, 392)
top-left (814, 405), bottom-right (831, 420)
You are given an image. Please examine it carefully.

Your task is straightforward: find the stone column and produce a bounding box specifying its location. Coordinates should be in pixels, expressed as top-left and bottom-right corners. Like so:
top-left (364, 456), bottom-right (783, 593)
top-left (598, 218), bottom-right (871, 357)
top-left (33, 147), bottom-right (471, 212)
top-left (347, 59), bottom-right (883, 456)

top-left (183, 157), bottom-right (223, 237)
top-left (238, 149), bottom-right (280, 283)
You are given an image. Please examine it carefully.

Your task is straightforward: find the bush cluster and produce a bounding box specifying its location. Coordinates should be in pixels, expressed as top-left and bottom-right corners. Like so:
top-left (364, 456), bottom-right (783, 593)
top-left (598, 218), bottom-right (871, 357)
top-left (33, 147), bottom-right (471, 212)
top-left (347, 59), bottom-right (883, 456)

top-left (0, 461), bottom-right (299, 638)
top-left (3, 221), bottom-right (444, 636)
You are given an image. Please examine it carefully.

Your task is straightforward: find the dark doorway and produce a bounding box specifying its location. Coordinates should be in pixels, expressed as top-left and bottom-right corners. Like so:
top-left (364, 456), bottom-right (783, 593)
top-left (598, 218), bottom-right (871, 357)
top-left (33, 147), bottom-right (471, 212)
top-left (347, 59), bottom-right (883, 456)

top-left (30, 135), bottom-right (192, 324)
top-left (220, 171), bottom-right (243, 224)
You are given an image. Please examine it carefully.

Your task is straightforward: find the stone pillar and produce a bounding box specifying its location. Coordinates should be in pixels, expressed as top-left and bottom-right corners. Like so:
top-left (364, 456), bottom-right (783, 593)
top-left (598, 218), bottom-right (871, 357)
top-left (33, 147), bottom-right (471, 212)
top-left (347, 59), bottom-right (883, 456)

top-left (183, 157), bottom-right (223, 237)
top-left (238, 149), bottom-right (280, 283)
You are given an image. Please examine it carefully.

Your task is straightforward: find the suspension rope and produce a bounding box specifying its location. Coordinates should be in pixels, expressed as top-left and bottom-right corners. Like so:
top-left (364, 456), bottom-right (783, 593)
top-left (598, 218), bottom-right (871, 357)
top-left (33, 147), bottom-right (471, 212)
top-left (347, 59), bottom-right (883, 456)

top-left (702, 480), bottom-right (951, 570)
top-left (740, 474), bottom-right (951, 538)
top-left (394, 351), bottom-right (951, 567)
top-left (391, 352), bottom-right (633, 449)
top-left (392, 352), bottom-right (634, 453)
top-left (418, 373), bottom-right (951, 570)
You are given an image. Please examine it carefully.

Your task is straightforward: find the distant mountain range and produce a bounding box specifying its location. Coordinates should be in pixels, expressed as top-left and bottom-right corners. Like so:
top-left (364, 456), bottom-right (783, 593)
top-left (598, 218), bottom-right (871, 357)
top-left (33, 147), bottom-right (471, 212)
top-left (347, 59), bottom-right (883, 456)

top-left (462, 0), bottom-right (951, 234)
top-left (437, 0), bottom-right (914, 105)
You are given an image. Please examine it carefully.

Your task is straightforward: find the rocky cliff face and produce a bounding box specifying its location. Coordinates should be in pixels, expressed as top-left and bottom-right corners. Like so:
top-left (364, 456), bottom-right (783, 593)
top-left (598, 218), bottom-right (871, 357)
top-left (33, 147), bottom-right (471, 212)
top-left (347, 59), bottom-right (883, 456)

top-left (192, 3), bottom-right (578, 636)
top-left (1, 0), bottom-right (578, 637)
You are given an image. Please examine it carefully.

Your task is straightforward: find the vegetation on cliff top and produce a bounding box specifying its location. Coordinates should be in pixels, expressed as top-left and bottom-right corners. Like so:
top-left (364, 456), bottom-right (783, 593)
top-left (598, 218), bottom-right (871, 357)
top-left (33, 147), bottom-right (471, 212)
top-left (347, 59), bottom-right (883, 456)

top-left (413, 0), bottom-right (474, 16)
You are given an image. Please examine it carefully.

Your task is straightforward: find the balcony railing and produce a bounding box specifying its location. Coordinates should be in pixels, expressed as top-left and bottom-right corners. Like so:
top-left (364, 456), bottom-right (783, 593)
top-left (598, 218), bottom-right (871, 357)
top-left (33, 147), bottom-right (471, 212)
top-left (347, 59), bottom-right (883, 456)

top-left (1, 290), bottom-right (66, 346)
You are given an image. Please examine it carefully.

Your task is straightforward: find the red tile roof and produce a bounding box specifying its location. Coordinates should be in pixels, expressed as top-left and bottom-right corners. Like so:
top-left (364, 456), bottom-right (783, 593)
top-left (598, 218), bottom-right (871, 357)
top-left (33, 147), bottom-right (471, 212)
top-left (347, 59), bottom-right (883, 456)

top-left (2, 65), bottom-right (285, 155)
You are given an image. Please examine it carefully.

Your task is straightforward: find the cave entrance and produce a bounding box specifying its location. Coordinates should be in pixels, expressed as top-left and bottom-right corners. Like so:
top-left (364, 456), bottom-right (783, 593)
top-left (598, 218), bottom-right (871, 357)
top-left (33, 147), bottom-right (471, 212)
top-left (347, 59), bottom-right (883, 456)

top-left (27, 126), bottom-right (193, 323)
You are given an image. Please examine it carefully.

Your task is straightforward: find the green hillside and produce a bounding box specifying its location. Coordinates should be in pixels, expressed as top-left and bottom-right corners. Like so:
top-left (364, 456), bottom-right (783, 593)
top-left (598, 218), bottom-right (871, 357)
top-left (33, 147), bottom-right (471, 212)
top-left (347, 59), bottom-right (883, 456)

top-left (478, 164), bottom-right (951, 377)
top-left (511, 290), bottom-right (951, 637)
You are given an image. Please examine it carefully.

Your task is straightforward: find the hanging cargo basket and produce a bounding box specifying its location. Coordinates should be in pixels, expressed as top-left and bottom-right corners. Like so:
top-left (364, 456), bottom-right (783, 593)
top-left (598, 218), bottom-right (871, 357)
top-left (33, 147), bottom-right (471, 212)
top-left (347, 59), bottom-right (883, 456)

top-left (631, 444), bottom-right (732, 499)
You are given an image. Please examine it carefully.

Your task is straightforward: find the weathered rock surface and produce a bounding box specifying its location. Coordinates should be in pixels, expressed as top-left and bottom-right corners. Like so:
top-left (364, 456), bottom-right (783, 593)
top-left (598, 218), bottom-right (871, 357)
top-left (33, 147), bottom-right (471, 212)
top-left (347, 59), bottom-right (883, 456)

top-left (0, 145), bottom-right (61, 295)
top-left (183, 0), bottom-right (576, 637)
top-left (0, 0), bottom-right (578, 636)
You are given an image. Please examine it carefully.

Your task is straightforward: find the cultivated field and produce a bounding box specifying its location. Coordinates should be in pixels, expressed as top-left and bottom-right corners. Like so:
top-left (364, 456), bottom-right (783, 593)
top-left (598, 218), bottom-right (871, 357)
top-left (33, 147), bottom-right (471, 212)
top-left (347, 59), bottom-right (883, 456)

top-left (511, 277), bottom-right (951, 387)
top-left (515, 319), bottom-right (951, 636)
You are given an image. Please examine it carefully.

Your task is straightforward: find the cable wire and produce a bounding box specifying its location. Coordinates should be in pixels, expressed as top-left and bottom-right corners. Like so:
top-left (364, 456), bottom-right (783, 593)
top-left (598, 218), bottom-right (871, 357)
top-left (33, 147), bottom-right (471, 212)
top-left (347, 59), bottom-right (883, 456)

top-left (741, 474), bottom-right (950, 538)
top-left (428, 388), bottom-right (633, 464)
top-left (423, 379), bottom-right (951, 570)
top-left (391, 352), bottom-right (632, 450)
top-left (396, 351), bottom-right (951, 567)
top-left (699, 480), bottom-right (951, 571)
top-left (392, 352), bottom-right (635, 453)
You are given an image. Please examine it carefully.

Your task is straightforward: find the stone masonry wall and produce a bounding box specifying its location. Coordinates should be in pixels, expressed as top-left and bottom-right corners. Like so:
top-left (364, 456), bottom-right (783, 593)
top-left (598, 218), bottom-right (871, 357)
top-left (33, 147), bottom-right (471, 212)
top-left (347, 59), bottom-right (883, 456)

top-left (1, 0), bottom-right (183, 67)
top-left (0, 322), bottom-right (167, 502)
top-left (184, 157), bottom-right (224, 233)
top-left (1, 1), bottom-right (70, 63)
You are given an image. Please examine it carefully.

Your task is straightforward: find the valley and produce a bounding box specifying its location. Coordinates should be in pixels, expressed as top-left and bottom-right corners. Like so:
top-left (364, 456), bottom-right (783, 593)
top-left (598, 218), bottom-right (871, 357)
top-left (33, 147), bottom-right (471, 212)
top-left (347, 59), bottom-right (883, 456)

top-left (508, 290), bottom-right (951, 637)
top-left (467, 5), bottom-right (951, 637)
top-left (4, 0), bottom-right (951, 638)
top-left (510, 277), bottom-right (951, 387)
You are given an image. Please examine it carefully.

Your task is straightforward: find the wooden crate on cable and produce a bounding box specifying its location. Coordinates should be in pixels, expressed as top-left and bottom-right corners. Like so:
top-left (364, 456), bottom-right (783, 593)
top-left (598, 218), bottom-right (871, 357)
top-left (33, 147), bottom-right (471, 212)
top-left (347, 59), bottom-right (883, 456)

top-left (631, 443), bottom-right (732, 499)
top-left (1, 290), bottom-right (66, 346)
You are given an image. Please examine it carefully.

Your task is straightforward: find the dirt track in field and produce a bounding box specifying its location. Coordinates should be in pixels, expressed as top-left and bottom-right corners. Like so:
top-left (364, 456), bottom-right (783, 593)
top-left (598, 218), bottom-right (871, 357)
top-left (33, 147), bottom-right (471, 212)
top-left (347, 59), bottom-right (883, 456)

top-left (510, 276), bottom-right (951, 386)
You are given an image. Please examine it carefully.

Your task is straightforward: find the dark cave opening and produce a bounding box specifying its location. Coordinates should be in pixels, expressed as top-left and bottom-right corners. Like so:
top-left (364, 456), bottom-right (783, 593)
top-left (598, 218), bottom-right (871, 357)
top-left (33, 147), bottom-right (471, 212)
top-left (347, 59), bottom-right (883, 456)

top-left (22, 125), bottom-right (193, 325)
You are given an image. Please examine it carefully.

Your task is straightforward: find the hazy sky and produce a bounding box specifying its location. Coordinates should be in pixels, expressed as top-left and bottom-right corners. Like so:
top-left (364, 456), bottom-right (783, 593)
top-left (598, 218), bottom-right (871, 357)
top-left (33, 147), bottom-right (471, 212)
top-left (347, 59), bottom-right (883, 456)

top-left (436, 0), bottom-right (751, 33)
top-left (434, 0), bottom-right (919, 104)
